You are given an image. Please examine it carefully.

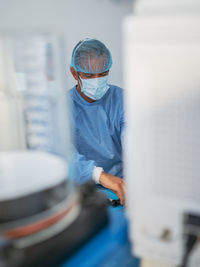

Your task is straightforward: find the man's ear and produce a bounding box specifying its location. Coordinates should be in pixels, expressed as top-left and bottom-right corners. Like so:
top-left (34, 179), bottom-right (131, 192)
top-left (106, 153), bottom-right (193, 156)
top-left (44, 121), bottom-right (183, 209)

top-left (70, 67), bottom-right (79, 81)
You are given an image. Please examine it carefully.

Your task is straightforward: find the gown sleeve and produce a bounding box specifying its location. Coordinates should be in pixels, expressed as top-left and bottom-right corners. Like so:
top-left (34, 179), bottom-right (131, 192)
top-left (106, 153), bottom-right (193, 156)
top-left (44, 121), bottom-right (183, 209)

top-left (72, 145), bottom-right (98, 184)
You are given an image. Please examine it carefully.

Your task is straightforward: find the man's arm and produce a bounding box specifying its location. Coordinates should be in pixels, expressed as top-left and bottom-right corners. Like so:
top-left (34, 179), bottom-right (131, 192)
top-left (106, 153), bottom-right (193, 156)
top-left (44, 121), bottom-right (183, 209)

top-left (73, 147), bottom-right (125, 205)
top-left (73, 148), bottom-right (97, 184)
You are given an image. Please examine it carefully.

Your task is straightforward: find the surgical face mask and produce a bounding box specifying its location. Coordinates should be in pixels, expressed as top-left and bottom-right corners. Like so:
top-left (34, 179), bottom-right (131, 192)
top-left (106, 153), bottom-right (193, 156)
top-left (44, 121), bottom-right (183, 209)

top-left (79, 76), bottom-right (109, 100)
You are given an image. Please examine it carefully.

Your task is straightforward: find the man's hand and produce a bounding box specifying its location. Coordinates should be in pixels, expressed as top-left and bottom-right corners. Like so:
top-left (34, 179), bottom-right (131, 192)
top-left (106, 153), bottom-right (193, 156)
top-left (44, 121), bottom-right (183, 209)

top-left (99, 172), bottom-right (125, 205)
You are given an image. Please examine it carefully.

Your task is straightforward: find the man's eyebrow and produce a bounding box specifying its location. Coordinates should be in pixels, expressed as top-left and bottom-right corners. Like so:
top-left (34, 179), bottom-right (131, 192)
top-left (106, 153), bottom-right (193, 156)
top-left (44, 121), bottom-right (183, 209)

top-left (100, 71), bottom-right (109, 75)
top-left (82, 71), bottom-right (108, 77)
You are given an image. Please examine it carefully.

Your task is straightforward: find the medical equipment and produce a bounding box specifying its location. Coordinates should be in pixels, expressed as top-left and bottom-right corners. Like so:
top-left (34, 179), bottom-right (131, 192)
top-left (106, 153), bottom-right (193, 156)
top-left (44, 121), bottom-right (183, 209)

top-left (79, 75), bottom-right (109, 100)
top-left (0, 34), bottom-right (108, 267)
top-left (124, 0), bottom-right (200, 266)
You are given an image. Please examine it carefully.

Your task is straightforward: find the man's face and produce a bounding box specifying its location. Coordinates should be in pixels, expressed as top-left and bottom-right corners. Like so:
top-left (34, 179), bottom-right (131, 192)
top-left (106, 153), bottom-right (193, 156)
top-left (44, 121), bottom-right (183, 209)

top-left (70, 66), bottom-right (109, 103)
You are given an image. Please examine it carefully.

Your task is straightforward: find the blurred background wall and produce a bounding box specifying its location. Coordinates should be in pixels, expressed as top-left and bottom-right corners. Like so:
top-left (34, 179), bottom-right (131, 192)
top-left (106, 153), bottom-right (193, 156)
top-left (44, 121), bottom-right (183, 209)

top-left (0, 0), bottom-right (134, 89)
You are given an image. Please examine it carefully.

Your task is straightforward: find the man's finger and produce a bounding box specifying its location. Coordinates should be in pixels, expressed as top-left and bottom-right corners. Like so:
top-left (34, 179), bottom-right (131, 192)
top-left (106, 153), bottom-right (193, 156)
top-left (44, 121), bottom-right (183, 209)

top-left (115, 188), bottom-right (125, 205)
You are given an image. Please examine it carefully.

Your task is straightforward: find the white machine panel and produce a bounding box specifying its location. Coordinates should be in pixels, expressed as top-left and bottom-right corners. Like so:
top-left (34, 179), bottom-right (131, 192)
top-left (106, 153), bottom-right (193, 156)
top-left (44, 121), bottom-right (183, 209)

top-left (124, 4), bottom-right (200, 266)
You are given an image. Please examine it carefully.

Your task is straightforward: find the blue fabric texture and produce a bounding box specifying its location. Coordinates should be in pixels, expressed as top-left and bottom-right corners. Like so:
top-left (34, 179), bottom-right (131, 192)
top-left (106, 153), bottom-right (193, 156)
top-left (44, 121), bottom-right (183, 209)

top-left (70, 39), bottom-right (112, 74)
top-left (70, 84), bottom-right (124, 184)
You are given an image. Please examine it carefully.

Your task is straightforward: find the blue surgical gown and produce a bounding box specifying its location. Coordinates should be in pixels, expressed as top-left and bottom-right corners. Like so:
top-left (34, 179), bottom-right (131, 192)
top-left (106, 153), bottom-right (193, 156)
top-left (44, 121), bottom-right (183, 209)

top-left (70, 84), bottom-right (124, 184)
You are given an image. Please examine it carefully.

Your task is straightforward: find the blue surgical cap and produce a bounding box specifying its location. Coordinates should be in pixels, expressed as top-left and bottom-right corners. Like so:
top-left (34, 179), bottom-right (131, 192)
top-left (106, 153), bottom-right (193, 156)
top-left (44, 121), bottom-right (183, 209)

top-left (70, 38), bottom-right (112, 74)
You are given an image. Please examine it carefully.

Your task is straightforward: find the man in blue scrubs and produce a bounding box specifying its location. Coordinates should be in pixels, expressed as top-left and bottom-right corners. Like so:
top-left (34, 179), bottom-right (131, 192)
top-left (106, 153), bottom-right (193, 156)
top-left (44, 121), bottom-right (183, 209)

top-left (70, 39), bottom-right (125, 204)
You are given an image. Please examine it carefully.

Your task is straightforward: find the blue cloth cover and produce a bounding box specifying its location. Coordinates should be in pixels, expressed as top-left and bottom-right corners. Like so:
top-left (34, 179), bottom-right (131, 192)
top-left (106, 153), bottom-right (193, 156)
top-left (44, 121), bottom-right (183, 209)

top-left (70, 39), bottom-right (112, 74)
